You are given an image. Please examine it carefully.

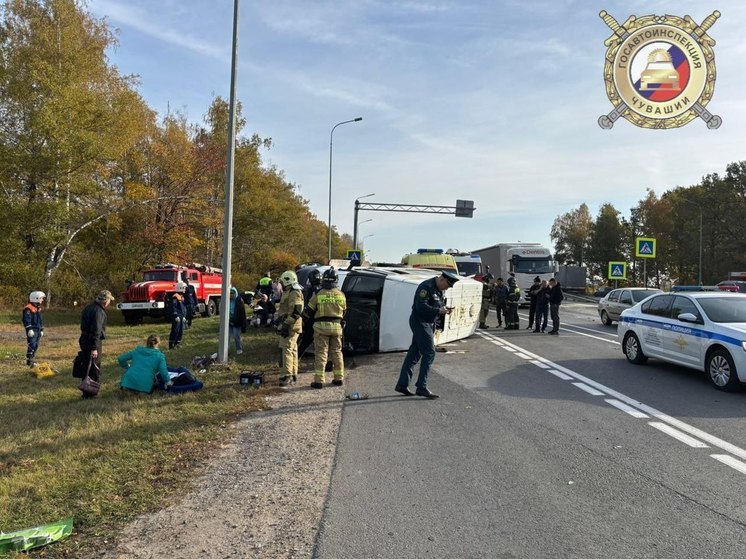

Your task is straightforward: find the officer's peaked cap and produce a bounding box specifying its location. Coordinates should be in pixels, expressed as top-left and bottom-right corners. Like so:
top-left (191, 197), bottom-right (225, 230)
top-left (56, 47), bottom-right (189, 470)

top-left (441, 271), bottom-right (460, 287)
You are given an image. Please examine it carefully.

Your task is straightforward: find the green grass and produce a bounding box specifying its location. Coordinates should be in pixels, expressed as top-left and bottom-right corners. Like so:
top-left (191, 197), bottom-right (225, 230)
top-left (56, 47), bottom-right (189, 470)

top-left (0, 310), bottom-right (282, 557)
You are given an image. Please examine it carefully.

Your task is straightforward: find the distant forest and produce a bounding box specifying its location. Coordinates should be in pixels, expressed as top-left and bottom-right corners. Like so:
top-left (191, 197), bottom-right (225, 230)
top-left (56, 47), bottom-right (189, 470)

top-left (551, 160), bottom-right (746, 286)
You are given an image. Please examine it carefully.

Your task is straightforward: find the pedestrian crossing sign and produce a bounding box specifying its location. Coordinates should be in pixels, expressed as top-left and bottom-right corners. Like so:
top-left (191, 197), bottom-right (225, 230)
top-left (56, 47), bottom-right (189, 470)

top-left (346, 250), bottom-right (363, 264)
top-left (635, 237), bottom-right (657, 258)
top-left (608, 261), bottom-right (627, 280)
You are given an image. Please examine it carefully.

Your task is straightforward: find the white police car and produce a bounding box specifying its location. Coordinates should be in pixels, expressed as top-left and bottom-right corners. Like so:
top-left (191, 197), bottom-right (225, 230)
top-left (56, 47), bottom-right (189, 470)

top-left (618, 292), bottom-right (746, 391)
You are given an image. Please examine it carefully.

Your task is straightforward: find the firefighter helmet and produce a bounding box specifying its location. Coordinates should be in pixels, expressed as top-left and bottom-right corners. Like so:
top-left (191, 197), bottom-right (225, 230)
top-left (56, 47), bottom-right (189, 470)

top-left (322, 268), bottom-right (338, 288)
top-left (280, 270), bottom-right (298, 288)
top-left (29, 291), bottom-right (46, 304)
top-left (308, 268), bottom-right (322, 286)
top-left (176, 282), bottom-right (187, 293)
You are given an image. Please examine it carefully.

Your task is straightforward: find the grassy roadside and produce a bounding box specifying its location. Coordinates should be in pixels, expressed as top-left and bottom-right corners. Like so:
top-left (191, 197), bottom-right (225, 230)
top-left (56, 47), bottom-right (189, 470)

top-left (0, 309), bottom-right (282, 557)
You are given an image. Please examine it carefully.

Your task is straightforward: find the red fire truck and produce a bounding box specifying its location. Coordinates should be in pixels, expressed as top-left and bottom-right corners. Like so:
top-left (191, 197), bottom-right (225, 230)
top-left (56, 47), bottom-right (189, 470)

top-left (117, 263), bottom-right (223, 325)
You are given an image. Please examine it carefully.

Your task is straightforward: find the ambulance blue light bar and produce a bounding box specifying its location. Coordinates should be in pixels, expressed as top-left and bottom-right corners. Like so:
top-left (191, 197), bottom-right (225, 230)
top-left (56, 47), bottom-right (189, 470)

top-left (417, 248), bottom-right (444, 254)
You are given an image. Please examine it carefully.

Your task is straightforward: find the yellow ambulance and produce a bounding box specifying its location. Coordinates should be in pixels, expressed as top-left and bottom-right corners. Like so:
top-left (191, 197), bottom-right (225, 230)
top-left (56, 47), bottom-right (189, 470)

top-left (401, 249), bottom-right (458, 272)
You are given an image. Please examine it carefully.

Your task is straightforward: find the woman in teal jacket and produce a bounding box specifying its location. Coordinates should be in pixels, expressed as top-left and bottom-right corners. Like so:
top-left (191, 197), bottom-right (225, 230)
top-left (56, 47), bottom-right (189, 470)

top-left (119, 335), bottom-right (172, 393)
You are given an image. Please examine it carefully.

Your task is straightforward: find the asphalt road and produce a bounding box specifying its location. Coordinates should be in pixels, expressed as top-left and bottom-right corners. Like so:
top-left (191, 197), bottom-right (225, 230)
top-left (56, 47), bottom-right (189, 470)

top-left (313, 301), bottom-right (746, 559)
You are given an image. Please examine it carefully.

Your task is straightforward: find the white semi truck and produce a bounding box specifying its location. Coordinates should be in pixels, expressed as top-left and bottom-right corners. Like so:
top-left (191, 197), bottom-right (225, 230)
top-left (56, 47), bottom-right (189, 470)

top-left (471, 243), bottom-right (556, 304)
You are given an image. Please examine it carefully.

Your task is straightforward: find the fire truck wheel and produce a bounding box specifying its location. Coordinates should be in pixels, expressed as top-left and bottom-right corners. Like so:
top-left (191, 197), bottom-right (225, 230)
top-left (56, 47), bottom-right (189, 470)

top-left (205, 298), bottom-right (217, 317)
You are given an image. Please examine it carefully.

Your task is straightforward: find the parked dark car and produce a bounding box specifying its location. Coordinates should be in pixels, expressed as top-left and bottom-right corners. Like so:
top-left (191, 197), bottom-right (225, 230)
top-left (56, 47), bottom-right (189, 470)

top-left (593, 286), bottom-right (614, 298)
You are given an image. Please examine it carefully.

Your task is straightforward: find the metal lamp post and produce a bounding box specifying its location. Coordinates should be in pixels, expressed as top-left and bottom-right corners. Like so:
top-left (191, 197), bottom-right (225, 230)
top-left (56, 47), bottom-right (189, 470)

top-left (217, 0), bottom-right (240, 363)
top-left (353, 192), bottom-right (375, 250)
top-left (328, 117), bottom-right (362, 263)
top-left (354, 219), bottom-right (372, 249)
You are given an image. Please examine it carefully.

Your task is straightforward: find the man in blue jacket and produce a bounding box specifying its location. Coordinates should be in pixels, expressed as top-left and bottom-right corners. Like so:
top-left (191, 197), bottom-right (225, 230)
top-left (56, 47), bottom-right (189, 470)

top-left (395, 271), bottom-right (459, 399)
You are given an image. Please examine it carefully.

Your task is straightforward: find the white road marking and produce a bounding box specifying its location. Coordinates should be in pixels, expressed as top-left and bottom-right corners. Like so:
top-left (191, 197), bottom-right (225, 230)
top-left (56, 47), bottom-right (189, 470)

top-left (517, 311), bottom-right (620, 345)
top-left (605, 399), bottom-right (649, 419)
top-left (710, 455), bottom-right (746, 475)
top-left (531, 361), bottom-right (551, 369)
top-left (474, 330), bottom-right (746, 462)
top-left (648, 422), bottom-right (710, 448)
top-left (514, 353), bottom-right (532, 360)
top-left (547, 369), bottom-right (573, 381)
top-left (572, 382), bottom-right (605, 396)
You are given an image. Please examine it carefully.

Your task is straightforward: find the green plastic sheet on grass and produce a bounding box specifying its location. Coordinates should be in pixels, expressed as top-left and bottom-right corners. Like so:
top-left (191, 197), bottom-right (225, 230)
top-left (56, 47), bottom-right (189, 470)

top-left (0, 517), bottom-right (73, 554)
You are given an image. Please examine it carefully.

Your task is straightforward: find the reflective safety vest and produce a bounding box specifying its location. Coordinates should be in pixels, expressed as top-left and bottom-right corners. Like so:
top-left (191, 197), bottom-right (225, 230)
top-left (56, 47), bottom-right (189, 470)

top-left (309, 288), bottom-right (346, 321)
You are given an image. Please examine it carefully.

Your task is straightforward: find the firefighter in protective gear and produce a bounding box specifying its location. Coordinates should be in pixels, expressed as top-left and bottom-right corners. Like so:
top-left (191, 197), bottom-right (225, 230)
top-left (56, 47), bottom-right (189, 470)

top-left (506, 276), bottom-right (521, 330)
top-left (304, 268), bottom-right (347, 388)
top-left (478, 276), bottom-right (493, 329)
top-left (277, 270), bottom-right (304, 386)
top-left (169, 284), bottom-right (186, 349)
top-left (23, 291), bottom-right (46, 366)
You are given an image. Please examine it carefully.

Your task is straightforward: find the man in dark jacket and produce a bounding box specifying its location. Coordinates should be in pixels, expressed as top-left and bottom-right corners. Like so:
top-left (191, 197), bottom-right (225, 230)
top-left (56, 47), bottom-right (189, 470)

top-left (547, 278), bottom-right (564, 335)
top-left (395, 271), bottom-right (459, 399)
top-left (79, 290), bottom-right (114, 396)
top-left (493, 278), bottom-right (509, 328)
top-left (183, 278), bottom-right (198, 328)
top-left (527, 276), bottom-right (542, 330)
top-left (169, 288), bottom-right (186, 349)
top-left (228, 287), bottom-right (247, 355)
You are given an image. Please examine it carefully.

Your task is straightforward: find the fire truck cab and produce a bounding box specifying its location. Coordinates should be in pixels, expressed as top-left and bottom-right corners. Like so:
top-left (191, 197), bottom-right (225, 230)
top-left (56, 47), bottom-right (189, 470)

top-left (117, 263), bottom-right (223, 325)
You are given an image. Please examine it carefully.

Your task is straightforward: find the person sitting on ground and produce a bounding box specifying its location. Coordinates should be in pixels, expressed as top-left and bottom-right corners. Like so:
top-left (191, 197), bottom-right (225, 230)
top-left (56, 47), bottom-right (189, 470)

top-left (118, 335), bottom-right (173, 393)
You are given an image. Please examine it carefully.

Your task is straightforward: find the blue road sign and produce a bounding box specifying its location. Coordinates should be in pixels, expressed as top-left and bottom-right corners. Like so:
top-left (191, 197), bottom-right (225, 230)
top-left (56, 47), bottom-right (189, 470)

top-left (635, 237), bottom-right (657, 258)
top-left (608, 261), bottom-right (627, 280)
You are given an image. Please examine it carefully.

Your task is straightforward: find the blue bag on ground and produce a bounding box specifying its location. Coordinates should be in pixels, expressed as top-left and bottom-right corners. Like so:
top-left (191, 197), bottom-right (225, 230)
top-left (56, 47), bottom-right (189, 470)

top-left (164, 366), bottom-right (203, 394)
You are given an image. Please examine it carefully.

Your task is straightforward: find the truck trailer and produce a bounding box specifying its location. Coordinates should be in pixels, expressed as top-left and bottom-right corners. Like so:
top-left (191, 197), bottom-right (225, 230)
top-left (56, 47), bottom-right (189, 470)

top-left (471, 243), bottom-right (556, 304)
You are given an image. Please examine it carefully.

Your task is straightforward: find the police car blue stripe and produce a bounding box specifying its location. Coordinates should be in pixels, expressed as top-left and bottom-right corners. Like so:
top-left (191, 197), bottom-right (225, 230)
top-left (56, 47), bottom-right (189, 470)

top-left (619, 315), bottom-right (743, 347)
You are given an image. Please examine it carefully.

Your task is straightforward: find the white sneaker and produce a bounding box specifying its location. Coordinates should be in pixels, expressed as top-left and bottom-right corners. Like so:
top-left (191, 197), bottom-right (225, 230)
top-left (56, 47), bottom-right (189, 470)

top-left (236, 349), bottom-right (243, 355)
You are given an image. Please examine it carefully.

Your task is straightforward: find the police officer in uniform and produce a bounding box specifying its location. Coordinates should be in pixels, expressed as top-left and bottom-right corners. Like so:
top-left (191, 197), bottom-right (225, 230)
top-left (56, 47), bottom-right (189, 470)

top-left (305, 268), bottom-right (347, 388)
top-left (23, 291), bottom-right (46, 366)
top-left (276, 270), bottom-right (304, 386)
top-left (298, 268), bottom-right (322, 357)
top-left (506, 276), bottom-right (521, 330)
top-left (395, 271), bottom-right (459, 399)
top-left (493, 277), bottom-right (509, 328)
top-left (527, 276), bottom-right (541, 330)
top-left (478, 275), bottom-right (493, 329)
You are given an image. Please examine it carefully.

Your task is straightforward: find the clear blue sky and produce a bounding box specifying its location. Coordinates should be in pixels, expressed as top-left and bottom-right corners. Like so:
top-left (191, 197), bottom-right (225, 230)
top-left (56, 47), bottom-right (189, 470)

top-left (89, 0), bottom-right (746, 264)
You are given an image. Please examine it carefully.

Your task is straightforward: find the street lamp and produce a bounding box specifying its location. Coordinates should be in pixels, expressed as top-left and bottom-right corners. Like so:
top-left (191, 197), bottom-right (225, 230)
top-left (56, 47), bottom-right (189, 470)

top-left (217, 0), bottom-right (240, 363)
top-left (681, 197), bottom-right (703, 285)
top-left (355, 219), bottom-right (372, 249)
top-left (362, 233), bottom-right (375, 247)
top-left (352, 192), bottom-right (375, 250)
top-left (328, 117), bottom-right (363, 263)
